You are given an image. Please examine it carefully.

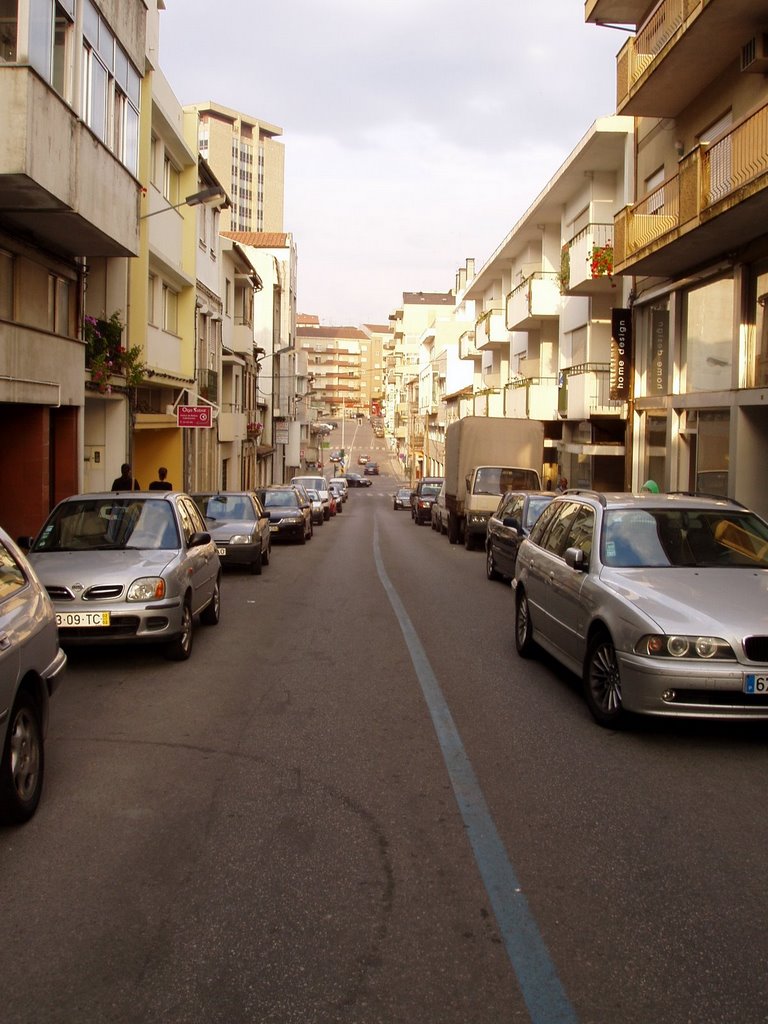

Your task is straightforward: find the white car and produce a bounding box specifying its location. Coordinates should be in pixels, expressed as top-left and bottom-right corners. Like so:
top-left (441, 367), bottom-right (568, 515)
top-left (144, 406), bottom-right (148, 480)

top-left (291, 476), bottom-right (332, 520)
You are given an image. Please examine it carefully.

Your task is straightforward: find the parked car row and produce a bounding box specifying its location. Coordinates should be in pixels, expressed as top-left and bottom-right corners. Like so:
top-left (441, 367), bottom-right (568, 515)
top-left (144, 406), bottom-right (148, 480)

top-left (411, 472), bottom-right (768, 729)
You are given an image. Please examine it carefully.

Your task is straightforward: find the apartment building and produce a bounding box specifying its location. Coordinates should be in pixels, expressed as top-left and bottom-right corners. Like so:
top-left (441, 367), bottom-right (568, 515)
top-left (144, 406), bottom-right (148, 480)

top-left (0, 0), bottom-right (144, 536)
top-left (186, 101), bottom-right (285, 235)
top-left (386, 291), bottom-right (455, 471)
top-left (587, 0), bottom-right (768, 515)
top-left (296, 325), bottom-right (368, 419)
top-left (223, 231), bottom-right (299, 484)
top-left (360, 323), bottom-right (389, 417)
top-left (457, 116), bottom-right (635, 492)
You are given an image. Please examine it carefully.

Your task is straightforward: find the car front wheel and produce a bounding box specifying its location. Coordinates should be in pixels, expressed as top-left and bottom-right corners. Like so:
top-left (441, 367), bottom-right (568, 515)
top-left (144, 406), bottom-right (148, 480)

top-left (583, 631), bottom-right (627, 728)
top-left (166, 599), bottom-right (194, 660)
top-left (515, 589), bottom-right (536, 658)
top-left (0, 691), bottom-right (44, 825)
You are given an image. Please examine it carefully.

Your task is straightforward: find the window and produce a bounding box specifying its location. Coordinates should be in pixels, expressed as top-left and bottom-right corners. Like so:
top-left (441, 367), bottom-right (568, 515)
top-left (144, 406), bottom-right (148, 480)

top-left (47, 273), bottom-right (70, 335)
top-left (0, 0), bottom-right (17, 61)
top-left (163, 156), bottom-right (180, 205)
top-left (645, 166), bottom-right (666, 214)
top-left (81, 0), bottom-right (139, 171)
top-left (0, 539), bottom-right (26, 600)
top-left (749, 260), bottom-right (768, 388)
top-left (162, 285), bottom-right (178, 334)
top-left (683, 276), bottom-right (734, 392)
top-left (0, 249), bottom-right (13, 319)
top-left (147, 274), bottom-right (156, 325)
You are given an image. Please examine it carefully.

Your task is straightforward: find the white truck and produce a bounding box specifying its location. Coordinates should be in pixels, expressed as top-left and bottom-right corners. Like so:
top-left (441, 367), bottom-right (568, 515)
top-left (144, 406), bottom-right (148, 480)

top-left (444, 417), bottom-right (545, 548)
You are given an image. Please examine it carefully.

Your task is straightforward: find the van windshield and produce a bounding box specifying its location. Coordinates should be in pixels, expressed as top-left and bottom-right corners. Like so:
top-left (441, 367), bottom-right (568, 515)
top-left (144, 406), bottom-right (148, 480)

top-left (473, 468), bottom-right (539, 495)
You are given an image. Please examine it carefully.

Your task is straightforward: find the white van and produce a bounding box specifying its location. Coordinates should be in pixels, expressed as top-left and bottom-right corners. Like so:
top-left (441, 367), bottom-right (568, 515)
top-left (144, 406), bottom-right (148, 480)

top-left (291, 476), bottom-right (331, 520)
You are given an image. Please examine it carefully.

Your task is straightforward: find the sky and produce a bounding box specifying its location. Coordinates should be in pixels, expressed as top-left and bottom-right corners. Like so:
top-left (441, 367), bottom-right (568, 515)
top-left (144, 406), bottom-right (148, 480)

top-left (158, 1), bottom-right (630, 327)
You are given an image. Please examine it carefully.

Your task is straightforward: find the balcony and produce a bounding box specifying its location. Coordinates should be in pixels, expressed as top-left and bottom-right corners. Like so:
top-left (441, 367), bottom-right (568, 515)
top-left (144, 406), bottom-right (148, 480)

top-left (218, 410), bottom-right (247, 442)
top-left (506, 273), bottom-right (561, 330)
top-left (562, 223), bottom-right (616, 295)
top-left (229, 319), bottom-right (254, 355)
top-left (557, 364), bottom-right (624, 420)
top-left (614, 102), bottom-right (768, 277)
top-left (615, 0), bottom-right (765, 117)
top-left (459, 330), bottom-right (481, 360)
top-left (506, 377), bottom-right (559, 420)
top-left (0, 68), bottom-right (139, 256)
top-left (475, 309), bottom-right (508, 350)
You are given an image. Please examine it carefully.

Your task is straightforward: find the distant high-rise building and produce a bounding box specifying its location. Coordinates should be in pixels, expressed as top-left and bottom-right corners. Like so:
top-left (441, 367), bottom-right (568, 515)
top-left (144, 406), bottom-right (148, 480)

top-left (185, 101), bottom-right (284, 233)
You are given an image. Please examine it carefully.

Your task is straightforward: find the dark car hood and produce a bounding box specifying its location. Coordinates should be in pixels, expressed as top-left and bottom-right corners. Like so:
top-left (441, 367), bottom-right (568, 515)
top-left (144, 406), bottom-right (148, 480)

top-left (204, 518), bottom-right (256, 538)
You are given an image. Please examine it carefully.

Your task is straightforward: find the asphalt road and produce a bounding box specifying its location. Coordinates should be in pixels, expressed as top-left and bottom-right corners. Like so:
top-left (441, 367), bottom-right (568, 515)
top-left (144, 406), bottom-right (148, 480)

top-left (2, 424), bottom-right (767, 1024)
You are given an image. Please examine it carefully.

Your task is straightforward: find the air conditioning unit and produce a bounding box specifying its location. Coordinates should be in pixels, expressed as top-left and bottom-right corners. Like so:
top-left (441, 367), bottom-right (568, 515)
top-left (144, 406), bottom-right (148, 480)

top-left (741, 33), bottom-right (768, 73)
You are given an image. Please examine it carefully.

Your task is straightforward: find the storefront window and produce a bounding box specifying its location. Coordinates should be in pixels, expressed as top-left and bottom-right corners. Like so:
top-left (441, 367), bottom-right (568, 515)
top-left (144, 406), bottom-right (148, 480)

top-left (680, 410), bottom-right (730, 495)
top-left (644, 413), bottom-right (666, 488)
top-left (683, 277), bottom-right (734, 392)
top-left (750, 261), bottom-right (768, 388)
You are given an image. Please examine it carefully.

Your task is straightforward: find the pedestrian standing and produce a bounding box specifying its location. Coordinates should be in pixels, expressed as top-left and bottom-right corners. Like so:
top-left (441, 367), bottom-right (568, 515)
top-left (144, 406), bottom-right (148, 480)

top-left (111, 463), bottom-right (140, 491)
top-left (148, 467), bottom-right (173, 490)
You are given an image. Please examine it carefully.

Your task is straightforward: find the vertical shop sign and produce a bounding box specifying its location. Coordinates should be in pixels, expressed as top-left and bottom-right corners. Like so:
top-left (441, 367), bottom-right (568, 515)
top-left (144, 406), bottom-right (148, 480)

top-left (651, 309), bottom-right (669, 394)
top-left (610, 308), bottom-right (632, 400)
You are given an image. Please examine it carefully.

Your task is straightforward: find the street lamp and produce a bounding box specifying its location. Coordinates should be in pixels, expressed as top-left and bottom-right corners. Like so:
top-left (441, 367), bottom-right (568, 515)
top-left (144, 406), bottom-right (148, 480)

top-left (140, 186), bottom-right (227, 219)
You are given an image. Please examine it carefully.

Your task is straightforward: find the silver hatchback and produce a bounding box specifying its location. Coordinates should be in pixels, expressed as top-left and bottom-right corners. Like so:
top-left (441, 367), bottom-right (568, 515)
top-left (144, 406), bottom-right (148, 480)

top-left (25, 492), bottom-right (221, 661)
top-left (513, 491), bottom-right (768, 727)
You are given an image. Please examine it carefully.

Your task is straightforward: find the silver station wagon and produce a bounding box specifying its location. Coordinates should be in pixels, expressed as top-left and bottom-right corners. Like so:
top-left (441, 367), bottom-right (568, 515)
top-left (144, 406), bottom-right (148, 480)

top-left (513, 491), bottom-right (768, 727)
top-left (24, 493), bottom-right (221, 661)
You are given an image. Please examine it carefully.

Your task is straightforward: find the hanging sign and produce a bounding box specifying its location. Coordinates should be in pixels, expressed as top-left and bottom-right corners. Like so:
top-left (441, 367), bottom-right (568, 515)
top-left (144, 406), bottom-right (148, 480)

top-left (610, 308), bottom-right (633, 401)
top-left (178, 405), bottom-right (213, 428)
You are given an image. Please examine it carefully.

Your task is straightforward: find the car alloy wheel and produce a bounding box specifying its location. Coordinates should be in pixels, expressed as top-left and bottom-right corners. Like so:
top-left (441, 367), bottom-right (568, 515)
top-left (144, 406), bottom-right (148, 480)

top-left (0, 692), bottom-right (44, 825)
top-left (201, 577), bottom-right (221, 625)
top-left (583, 632), bottom-right (627, 728)
top-left (515, 590), bottom-right (536, 658)
top-left (166, 599), bottom-right (194, 660)
top-left (486, 545), bottom-right (502, 581)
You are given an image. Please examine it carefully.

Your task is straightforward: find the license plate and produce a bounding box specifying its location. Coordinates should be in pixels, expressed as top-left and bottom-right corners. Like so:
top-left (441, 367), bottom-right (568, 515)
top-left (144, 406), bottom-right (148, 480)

top-left (56, 611), bottom-right (110, 628)
top-left (744, 674), bottom-right (768, 694)
top-left (216, 547), bottom-right (227, 556)
top-left (269, 525), bottom-right (278, 532)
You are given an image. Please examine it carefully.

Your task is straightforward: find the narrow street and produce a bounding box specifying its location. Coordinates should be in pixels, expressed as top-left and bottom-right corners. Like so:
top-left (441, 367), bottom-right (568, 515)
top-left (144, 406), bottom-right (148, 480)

top-left (1, 424), bottom-right (767, 1024)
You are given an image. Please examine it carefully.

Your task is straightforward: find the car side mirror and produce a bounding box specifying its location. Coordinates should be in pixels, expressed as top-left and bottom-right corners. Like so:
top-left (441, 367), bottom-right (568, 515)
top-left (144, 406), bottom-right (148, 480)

top-left (189, 530), bottom-right (211, 548)
top-left (564, 547), bottom-right (587, 571)
top-left (502, 517), bottom-right (521, 533)
top-left (16, 536), bottom-right (33, 552)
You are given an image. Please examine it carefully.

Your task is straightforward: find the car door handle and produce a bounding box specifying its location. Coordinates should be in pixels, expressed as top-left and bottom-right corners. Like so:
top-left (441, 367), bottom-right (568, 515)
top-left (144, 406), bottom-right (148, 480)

top-left (0, 632), bottom-right (11, 651)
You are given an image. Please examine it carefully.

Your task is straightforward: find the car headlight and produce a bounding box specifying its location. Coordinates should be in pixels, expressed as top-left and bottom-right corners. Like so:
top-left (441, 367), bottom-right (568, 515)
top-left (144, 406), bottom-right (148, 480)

top-left (285, 516), bottom-right (303, 524)
top-left (635, 635), bottom-right (735, 659)
top-left (228, 534), bottom-right (252, 545)
top-left (127, 577), bottom-right (166, 601)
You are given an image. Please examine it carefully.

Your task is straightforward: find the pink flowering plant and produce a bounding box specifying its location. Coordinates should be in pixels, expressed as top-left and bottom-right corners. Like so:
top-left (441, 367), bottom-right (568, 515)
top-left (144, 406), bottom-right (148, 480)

top-left (84, 312), bottom-right (146, 393)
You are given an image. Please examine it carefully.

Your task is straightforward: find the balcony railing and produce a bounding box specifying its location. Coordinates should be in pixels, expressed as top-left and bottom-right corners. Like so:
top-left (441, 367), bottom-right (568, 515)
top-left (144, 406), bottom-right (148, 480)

top-left (615, 101), bottom-right (768, 274)
top-left (475, 309), bottom-right (508, 349)
top-left (557, 363), bottom-right (623, 419)
top-left (506, 272), bottom-right (561, 330)
top-left (563, 223), bottom-right (615, 294)
top-left (459, 330), bottom-right (481, 360)
top-left (506, 376), bottom-right (559, 419)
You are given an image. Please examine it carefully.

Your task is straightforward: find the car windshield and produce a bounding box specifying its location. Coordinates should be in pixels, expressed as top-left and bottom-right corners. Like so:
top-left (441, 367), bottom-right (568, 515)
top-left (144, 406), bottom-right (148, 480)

top-left (473, 468), bottom-right (539, 495)
top-left (33, 498), bottom-right (179, 552)
top-left (261, 490), bottom-right (297, 508)
top-left (601, 508), bottom-right (768, 568)
top-left (195, 495), bottom-right (254, 522)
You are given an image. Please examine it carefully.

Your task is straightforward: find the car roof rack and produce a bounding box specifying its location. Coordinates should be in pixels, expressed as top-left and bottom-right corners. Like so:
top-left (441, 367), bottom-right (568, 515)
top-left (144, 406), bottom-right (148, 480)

top-left (560, 488), bottom-right (607, 507)
top-left (666, 491), bottom-right (746, 508)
